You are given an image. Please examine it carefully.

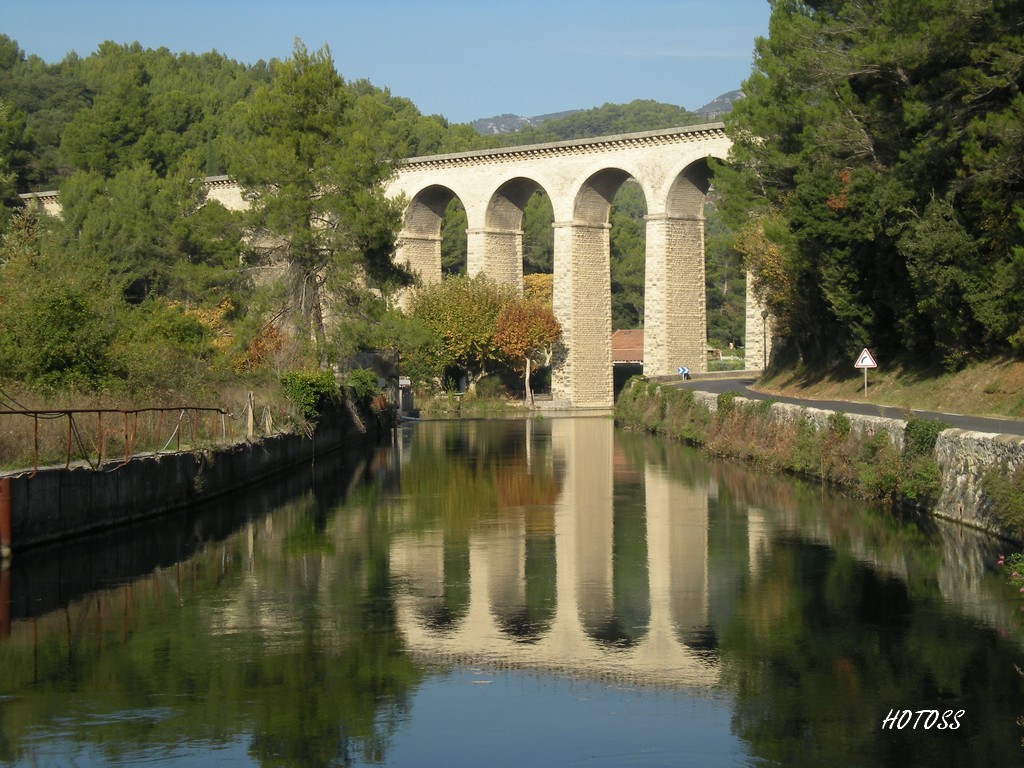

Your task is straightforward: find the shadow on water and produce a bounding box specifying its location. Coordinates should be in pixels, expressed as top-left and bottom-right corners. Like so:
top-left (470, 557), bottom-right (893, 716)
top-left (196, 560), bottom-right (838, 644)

top-left (5, 434), bottom-right (390, 622)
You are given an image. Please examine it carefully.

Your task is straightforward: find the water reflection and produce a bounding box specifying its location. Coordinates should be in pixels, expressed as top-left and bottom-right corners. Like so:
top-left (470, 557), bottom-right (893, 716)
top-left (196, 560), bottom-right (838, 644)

top-left (392, 418), bottom-right (717, 685)
top-left (1, 417), bottom-right (1022, 766)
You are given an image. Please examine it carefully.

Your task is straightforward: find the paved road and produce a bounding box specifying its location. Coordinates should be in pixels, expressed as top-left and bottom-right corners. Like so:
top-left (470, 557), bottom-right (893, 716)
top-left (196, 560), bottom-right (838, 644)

top-left (671, 376), bottom-right (1024, 437)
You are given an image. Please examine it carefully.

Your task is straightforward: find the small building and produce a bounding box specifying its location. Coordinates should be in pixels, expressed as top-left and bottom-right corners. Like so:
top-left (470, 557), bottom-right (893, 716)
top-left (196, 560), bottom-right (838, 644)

top-left (611, 329), bottom-right (644, 397)
top-left (611, 329), bottom-right (644, 365)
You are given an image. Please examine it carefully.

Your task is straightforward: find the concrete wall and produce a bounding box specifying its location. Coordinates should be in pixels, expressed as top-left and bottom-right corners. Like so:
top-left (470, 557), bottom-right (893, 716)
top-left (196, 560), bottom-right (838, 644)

top-left (4, 408), bottom-right (381, 552)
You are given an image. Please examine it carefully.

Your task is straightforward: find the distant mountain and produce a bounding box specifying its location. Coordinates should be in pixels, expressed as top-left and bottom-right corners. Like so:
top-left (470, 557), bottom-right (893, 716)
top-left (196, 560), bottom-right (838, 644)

top-left (470, 91), bottom-right (742, 136)
top-left (693, 89), bottom-right (743, 120)
top-left (471, 110), bottom-right (581, 135)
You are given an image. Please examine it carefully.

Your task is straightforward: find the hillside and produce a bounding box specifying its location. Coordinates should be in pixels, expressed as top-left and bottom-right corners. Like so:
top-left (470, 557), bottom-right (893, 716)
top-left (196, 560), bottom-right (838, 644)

top-left (471, 110), bottom-right (581, 135)
top-left (693, 89), bottom-right (743, 120)
top-left (470, 91), bottom-right (741, 137)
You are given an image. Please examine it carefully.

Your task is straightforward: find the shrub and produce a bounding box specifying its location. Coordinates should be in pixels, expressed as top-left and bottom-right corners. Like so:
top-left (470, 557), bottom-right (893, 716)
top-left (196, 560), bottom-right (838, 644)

top-left (0, 283), bottom-right (120, 390)
top-left (894, 418), bottom-right (947, 507)
top-left (790, 416), bottom-right (822, 475)
top-left (983, 463), bottom-right (1024, 531)
top-left (280, 370), bottom-right (340, 422)
top-left (474, 374), bottom-right (509, 400)
top-left (903, 417), bottom-right (948, 460)
top-left (717, 391), bottom-right (741, 417)
top-left (343, 368), bottom-right (380, 404)
top-left (900, 456), bottom-right (942, 505)
top-left (752, 397), bottom-right (777, 419)
top-left (827, 412), bottom-right (852, 440)
top-left (857, 430), bottom-right (901, 501)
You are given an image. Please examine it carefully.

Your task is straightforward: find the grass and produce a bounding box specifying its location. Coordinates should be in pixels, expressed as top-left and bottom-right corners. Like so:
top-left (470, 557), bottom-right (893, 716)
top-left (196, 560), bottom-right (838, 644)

top-left (754, 357), bottom-right (1024, 420)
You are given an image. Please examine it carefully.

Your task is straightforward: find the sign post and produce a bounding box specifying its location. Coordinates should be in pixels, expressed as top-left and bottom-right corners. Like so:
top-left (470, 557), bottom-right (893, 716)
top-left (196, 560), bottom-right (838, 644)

top-left (853, 348), bottom-right (877, 396)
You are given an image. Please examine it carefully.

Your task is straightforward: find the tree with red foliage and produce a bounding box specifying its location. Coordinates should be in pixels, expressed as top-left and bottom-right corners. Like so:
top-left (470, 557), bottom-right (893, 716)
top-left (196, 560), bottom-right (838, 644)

top-left (493, 298), bottom-right (561, 404)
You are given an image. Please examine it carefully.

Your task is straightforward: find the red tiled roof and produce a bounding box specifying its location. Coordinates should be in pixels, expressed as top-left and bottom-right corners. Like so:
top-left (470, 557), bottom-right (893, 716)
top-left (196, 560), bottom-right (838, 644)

top-left (612, 329), bottom-right (644, 364)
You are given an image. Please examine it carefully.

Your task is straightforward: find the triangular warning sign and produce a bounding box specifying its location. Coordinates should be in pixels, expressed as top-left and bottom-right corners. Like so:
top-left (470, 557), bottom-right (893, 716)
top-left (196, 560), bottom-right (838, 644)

top-left (854, 348), bottom-right (877, 368)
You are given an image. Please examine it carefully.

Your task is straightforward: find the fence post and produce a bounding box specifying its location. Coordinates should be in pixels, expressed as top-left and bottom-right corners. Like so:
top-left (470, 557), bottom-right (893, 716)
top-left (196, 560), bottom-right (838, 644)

top-left (246, 392), bottom-right (255, 441)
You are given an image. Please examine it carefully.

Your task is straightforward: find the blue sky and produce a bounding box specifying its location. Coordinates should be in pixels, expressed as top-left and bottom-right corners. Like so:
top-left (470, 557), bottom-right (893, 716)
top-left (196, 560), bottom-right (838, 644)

top-left (4, 0), bottom-right (771, 124)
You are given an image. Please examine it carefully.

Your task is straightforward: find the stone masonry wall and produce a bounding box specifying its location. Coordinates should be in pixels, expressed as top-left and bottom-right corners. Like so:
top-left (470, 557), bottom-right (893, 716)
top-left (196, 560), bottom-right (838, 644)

top-left (566, 222), bottom-right (613, 408)
top-left (934, 429), bottom-right (1024, 528)
top-left (688, 390), bottom-right (1024, 530)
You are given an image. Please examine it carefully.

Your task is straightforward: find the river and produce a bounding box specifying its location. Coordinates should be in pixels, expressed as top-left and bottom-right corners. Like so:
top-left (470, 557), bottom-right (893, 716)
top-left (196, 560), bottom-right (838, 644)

top-left (1, 416), bottom-right (1022, 766)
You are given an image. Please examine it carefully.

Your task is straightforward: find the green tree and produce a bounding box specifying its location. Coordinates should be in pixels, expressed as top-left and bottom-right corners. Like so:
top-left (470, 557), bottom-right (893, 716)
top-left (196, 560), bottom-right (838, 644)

top-left (609, 180), bottom-right (647, 330)
top-left (440, 198), bottom-right (467, 276)
top-left (60, 56), bottom-right (151, 178)
top-left (522, 190), bottom-right (553, 274)
top-left (0, 209), bottom-right (120, 388)
top-left (717, 0), bottom-right (1024, 368)
top-left (409, 274), bottom-right (514, 391)
top-left (0, 35), bottom-right (90, 189)
top-left (0, 96), bottom-right (33, 231)
top-left (58, 163), bottom-right (244, 304)
top-left (227, 41), bottom-right (408, 367)
top-left (704, 203), bottom-right (746, 349)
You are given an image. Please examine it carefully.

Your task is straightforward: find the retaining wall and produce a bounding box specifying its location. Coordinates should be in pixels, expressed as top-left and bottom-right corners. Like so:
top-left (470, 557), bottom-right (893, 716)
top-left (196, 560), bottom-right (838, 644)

top-left (676, 391), bottom-right (1024, 532)
top-left (934, 429), bottom-right (1024, 527)
top-left (2, 406), bottom-right (382, 552)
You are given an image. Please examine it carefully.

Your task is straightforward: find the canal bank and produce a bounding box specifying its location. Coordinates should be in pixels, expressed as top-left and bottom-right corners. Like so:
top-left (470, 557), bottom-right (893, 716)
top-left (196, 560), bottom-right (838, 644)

top-left (0, 402), bottom-right (388, 554)
top-left (616, 377), bottom-right (1024, 537)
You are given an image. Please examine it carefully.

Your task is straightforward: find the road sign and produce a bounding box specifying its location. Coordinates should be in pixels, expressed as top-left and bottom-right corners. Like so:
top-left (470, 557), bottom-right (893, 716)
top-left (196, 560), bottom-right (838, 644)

top-left (677, 366), bottom-right (689, 376)
top-left (854, 348), bottom-right (877, 369)
top-left (854, 348), bottom-right (876, 396)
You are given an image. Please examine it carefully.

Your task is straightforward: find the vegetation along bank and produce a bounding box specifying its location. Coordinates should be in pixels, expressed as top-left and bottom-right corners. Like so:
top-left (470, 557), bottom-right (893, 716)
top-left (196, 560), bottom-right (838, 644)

top-left (615, 378), bottom-right (1024, 539)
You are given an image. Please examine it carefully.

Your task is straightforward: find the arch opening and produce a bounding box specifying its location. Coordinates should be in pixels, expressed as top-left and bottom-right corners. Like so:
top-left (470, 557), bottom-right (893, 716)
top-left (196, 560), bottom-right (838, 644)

top-left (666, 159), bottom-right (713, 220)
top-left (400, 184), bottom-right (466, 285)
top-left (441, 198), bottom-right (467, 277)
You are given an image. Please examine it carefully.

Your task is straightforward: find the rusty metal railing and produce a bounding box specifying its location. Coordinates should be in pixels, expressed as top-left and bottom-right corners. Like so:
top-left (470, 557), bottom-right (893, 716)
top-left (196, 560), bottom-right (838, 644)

top-left (0, 406), bottom-right (233, 478)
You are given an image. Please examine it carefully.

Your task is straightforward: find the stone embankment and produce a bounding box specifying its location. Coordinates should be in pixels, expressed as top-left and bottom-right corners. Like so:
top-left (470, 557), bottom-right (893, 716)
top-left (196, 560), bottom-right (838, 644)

top-left (934, 429), bottom-right (1024, 526)
top-left (619, 384), bottom-right (1024, 534)
top-left (0, 405), bottom-right (385, 554)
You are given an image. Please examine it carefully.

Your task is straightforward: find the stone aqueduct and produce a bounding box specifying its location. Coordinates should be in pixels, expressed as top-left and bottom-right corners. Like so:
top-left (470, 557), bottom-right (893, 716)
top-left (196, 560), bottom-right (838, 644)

top-left (386, 123), bottom-right (732, 408)
top-left (22, 123), bottom-right (772, 408)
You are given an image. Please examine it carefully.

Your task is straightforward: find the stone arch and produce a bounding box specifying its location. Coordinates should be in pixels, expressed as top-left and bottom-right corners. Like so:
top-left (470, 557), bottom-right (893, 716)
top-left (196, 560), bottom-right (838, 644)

top-left (397, 184), bottom-right (464, 286)
top-left (664, 159), bottom-right (713, 219)
top-left (578, 507), bottom-right (651, 650)
top-left (414, 541), bottom-right (471, 634)
top-left (486, 177), bottom-right (546, 230)
top-left (574, 167), bottom-right (637, 224)
top-left (466, 176), bottom-right (550, 287)
top-left (384, 125), bottom-right (734, 405)
top-left (405, 184), bottom-right (455, 235)
top-left (551, 167), bottom-right (649, 408)
top-left (491, 532), bottom-right (557, 644)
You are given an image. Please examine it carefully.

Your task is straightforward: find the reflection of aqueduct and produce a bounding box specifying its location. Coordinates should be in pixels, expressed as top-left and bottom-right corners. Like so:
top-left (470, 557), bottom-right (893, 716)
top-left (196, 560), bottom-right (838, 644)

top-left (385, 125), bottom-right (735, 408)
top-left (389, 418), bottom-right (727, 687)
